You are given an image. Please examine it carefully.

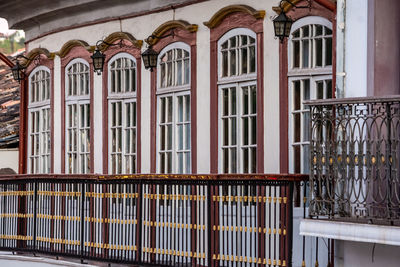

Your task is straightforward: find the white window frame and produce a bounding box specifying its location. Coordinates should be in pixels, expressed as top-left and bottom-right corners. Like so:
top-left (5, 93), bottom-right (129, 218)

top-left (288, 75), bottom-right (332, 174)
top-left (288, 16), bottom-right (332, 77)
top-left (218, 81), bottom-right (257, 173)
top-left (288, 17), bottom-right (333, 174)
top-left (156, 42), bottom-right (191, 174)
top-left (27, 66), bottom-right (51, 174)
top-left (217, 28), bottom-right (258, 174)
top-left (107, 52), bottom-right (138, 174)
top-left (217, 28), bottom-right (257, 85)
top-left (65, 58), bottom-right (91, 174)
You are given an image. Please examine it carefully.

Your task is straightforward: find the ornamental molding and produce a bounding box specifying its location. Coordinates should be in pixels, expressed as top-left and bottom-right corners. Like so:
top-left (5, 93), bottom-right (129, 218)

top-left (203, 5), bottom-right (265, 29)
top-left (56, 40), bottom-right (90, 58)
top-left (146, 20), bottom-right (198, 46)
top-left (99, 32), bottom-right (143, 51)
top-left (22, 48), bottom-right (54, 68)
top-left (272, 0), bottom-right (303, 14)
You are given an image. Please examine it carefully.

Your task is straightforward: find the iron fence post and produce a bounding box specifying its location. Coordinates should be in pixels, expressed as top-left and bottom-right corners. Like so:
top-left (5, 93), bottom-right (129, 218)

top-left (33, 180), bottom-right (38, 252)
top-left (136, 180), bottom-right (143, 263)
top-left (386, 102), bottom-right (392, 220)
top-left (80, 181), bottom-right (85, 262)
top-left (288, 182), bottom-right (294, 267)
top-left (207, 180), bottom-right (212, 267)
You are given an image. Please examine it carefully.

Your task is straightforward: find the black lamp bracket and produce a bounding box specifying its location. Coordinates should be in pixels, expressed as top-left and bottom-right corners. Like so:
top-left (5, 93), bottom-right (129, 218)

top-left (95, 39), bottom-right (127, 51)
top-left (145, 30), bottom-right (175, 47)
top-left (279, 0), bottom-right (312, 11)
top-left (13, 54), bottom-right (41, 68)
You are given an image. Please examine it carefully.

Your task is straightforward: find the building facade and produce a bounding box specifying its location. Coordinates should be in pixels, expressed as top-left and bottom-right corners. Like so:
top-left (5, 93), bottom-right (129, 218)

top-left (5, 0), bottom-right (400, 266)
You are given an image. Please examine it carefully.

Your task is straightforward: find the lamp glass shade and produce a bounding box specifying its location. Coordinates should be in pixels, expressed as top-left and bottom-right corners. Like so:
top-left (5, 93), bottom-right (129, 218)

top-left (91, 49), bottom-right (105, 74)
top-left (273, 11), bottom-right (293, 41)
top-left (142, 47), bottom-right (158, 71)
top-left (11, 62), bottom-right (25, 81)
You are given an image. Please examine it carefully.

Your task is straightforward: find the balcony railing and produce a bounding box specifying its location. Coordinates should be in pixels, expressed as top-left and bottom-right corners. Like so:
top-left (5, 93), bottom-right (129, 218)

top-left (306, 96), bottom-right (400, 225)
top-left (0, 173), bottom-right (306, 266)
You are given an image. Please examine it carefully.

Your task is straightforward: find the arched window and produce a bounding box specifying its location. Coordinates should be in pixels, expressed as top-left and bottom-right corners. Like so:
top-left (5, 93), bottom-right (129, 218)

top-left (65, 59), bottom-right (90, 174)
top-left (28, 66), bottom-right (51, 173)
top-left (288, 17), bottom-right (333, 174)
top-left (108, 53), bottom-right (137, 174)
top-left (218, 28), bottom-right (257, 173)
top-left (157, 42), bottom-right (191, 174)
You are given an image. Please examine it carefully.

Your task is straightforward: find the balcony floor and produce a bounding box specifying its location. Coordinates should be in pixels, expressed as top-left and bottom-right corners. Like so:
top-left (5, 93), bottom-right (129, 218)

top-left (300, 219), bottom-right (400, 246)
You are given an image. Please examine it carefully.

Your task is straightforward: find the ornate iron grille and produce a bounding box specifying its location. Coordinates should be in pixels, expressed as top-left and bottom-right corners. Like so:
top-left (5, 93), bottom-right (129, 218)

top-left (306, 96), bottom-right (400, 224)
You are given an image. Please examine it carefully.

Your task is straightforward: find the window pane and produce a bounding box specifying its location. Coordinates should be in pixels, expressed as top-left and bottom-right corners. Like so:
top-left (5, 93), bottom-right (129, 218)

top-left (243, 148), bottom-right (249, 173)
top-left (315, 39), bottom-right (322, 67)
top-left (317, 81), bottom-right (324, 99)
top-left (249, 45), bottom-right (256, 73)
top-left (294, 81), bottom-right (301, 110)
top-left (241, 47), bottom-right (248, 74)
top-left (243, 87), bottom-right (248, 115)
top-left (230, 49), bottom-right (236, 76)
top-left (325, 37), bottom-right (332, 66)
top-left (250, 86), bottom-right (256, 114)
top-left (186, 124), bottom-right (190, 150)
top-left (222, 51), bottom-right (228, 77)
top-left (230, 88), bottom-right (236, 115)
top-left (251, 116), bottom-right (256, 145)
top-left (230, 148), bottom-right (237, 173)
top-left (302, 40), bottom-right (309, 68)
top-left (231, 118), bottom-right (236, 145)
top-left (223, 89), bottom-right (229, 116)
top-left (243, 117), bottom-right (248, 145)
top-left (294, 113), bottom-right (300, 142)
top-left (293, 41), bottom-right (300, 68)
top-left (223, 118), bottom-right (228, 146)
top-left (327, 80), bottom-right (332, 99)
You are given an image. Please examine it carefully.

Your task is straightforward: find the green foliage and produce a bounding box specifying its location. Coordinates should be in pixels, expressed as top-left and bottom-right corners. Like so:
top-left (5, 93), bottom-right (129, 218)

top-left (0, 35), bottom-right (25, 55)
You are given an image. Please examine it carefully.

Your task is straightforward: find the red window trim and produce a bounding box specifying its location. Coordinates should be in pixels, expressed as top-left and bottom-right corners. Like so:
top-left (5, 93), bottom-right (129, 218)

top-left (60, 46), bottom-right (94, 174)
top-left (209, 11), bottom-right (264, 174)
top-left (24, 57), bottom-right (55, 174)
top-left (279, 1), bottom-right (336, 173)
top-left (102, 44), bottom-right (142, 174)
top-left (149, 27), bottom-right (197, 174)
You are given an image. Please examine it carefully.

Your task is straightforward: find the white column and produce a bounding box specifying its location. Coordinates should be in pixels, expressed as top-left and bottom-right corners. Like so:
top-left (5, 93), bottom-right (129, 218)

top-left (264, 16), bottom-right (281, 173)
top-left (196, 26), bottom-right (211, 173)
top-left (345, 0), bottom-right (368, 97)
top-left (141, 51), bottom-right (151, 173)
top-left (93, 71), bottom-right (103, 173)
top-left (53, 55), bottom-right (62, 173)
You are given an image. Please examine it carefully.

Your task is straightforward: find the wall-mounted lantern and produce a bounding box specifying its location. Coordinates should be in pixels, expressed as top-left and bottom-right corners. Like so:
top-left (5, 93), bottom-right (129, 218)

top-left (273, 0), bottom-right (312, 43)
top-left (10, 55), bottom-right (30, 82)
top-left (91, 48), bottom-right (106, 75)
top-left (141, 31), bottom-right (175, 72)
top-left (141, 46), bottom-right (158, 72)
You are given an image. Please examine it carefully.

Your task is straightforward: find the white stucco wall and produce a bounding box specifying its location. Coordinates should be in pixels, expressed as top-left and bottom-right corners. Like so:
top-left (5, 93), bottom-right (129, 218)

top-left (335, 240), bottom-right (400, 267)
top-left (0, 149), bottom-right (18, 173)
top-left (344, 0), bottom-right (369, 97)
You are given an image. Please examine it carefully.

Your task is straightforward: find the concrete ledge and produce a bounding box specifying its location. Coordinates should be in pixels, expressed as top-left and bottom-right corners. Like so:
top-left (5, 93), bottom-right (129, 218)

top-left (300, 219), bottom-right (400, 246)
